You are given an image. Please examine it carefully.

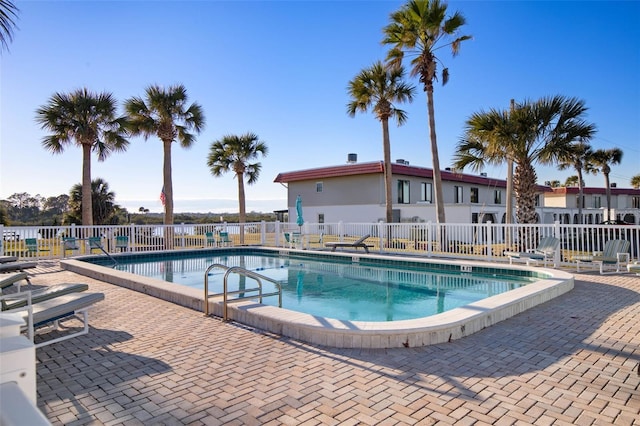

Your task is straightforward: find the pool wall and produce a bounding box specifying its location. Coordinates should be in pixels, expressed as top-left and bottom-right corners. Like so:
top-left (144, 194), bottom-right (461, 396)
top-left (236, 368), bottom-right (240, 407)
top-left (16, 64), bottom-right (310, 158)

top-left (61, 248), bottom-right (574, 348)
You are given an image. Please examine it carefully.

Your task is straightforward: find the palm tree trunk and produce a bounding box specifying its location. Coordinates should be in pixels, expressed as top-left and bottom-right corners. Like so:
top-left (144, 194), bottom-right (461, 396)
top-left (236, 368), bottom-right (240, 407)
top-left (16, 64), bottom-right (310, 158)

top-left (237, 172), bottom-right (246, 244)
top-left (426, 90), bottom-right (445, 225)
top-left (514, 161), bottom-right (538, 225)
top-left (81, 143), bottom-right (93, 226)
top-left (577, 168), bottom-right (585, 224)
top-left (382, 119), bottom-right (393, 224)
top-left (163, 139), bottom-right (174, 249)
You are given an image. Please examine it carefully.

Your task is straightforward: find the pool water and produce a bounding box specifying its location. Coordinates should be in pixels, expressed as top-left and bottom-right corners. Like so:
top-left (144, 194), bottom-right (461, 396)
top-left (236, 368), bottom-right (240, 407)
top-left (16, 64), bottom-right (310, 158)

top-left (97, 251), bottom-right (536, 322)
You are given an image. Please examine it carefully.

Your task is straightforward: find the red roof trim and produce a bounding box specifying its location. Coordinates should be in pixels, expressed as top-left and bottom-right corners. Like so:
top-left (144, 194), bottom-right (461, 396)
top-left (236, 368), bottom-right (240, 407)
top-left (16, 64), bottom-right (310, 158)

top-left (274, 161), bottom-right (550, 190)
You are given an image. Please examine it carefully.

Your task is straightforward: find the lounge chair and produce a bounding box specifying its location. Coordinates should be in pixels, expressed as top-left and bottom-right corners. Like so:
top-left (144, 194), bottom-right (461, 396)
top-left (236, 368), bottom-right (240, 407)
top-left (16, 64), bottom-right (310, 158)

top-left (628, 261), bottom-right (640, 276)
top-left (0, 255), bottom-right (19, 263)
top-left (88, 237), bottom-right (104, 253)
top-left (115, 235), bottom-right (129, 252)
top-left (504, 236), bottom-right (560, 267)
top-left (574, 239), bottom-right (631, 274)
top-left (1, 283), bottom-right (89, 310)
top-left (205, 232), bottom-right (216, 247)
top-left (217, 232), bottom-right (233, 247)
top-left (62, 237), bottom-right (80, 257)
top-left (325, 234), bottom-right (373, 253)
top-left (1, 290), bottom-right (104, 348)
top-left (25, 238), bottom-right (50, 258)
top-left (0, 272), bottom-right (31, 291)
top-left (284, 232), bottom-right (302, 249)
top-left (0, 261), bottom-right (37, 273)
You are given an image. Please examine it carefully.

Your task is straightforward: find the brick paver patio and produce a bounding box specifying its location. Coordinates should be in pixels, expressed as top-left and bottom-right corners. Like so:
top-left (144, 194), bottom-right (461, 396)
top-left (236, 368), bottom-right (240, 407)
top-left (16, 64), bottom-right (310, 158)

top-left (25, 262), bottom-right (639, 425)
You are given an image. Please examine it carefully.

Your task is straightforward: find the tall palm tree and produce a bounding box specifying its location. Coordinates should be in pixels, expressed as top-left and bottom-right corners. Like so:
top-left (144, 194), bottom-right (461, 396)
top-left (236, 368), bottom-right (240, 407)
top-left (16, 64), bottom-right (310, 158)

top-left (125, 84), bottom-right (205, 232)
top-left (36, 88), bottom-right (129, 226)
top-left (347, 61), bottom-right (415, 223)
top-left (207, 133), bottom-right (268, 244)
top-left (591, 148), bottom-right (623, 221)
top-left (564, 176), bottom-right (579, 187)
top-left (383, 0), bottom-right (471, 224)
top-left (557, 142), bottom-right (595, 224)
top-left (631, 174), bottom-right (640, 189)
top-left (454, 95), bottom-right (596, 225)
top-left (0, 0), bottom-right (18, 52)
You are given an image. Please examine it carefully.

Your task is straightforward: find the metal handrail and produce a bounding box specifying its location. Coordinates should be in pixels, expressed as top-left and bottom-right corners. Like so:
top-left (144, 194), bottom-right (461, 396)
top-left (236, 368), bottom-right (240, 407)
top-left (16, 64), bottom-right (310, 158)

top-left (203, 263), bottom-right (282, 319)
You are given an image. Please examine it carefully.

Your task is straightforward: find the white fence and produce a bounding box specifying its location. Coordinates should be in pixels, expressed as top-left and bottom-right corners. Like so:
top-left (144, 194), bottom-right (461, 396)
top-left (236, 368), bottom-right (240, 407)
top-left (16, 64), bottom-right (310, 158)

top-left (1, 221), bottom-right (638, 267)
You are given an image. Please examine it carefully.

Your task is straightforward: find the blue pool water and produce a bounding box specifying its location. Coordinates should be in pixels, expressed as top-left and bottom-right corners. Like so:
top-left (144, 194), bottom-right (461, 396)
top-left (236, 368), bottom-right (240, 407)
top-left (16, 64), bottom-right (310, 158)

top-left (87, 250), bottom-right (537, 322)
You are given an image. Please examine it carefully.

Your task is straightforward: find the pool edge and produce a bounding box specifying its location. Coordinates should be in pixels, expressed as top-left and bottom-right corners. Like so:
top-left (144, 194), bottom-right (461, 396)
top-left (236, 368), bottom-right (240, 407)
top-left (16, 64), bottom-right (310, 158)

top-left (61, 253), bottom-right (574, 349)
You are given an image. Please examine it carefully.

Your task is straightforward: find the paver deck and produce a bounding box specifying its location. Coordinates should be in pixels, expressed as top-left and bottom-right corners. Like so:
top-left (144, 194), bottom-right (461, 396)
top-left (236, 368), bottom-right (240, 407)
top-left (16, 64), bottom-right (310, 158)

top-left (21, 261), bottom-right (640, 425)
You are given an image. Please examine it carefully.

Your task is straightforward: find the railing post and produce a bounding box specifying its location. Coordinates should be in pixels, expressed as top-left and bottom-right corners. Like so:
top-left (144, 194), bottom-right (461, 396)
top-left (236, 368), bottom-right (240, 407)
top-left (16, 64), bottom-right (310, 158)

top-left (378, 221), bottom-right (384, 254)
top-left (0, 224), bottom-right (4, 255)
top-left (427, 221), bottom-right (433, 257)
top-left (338, 221), bottom-right (344, 242)
top-left (553, 220), bottom-right (561, 267)
top-left (486, 221), bottom-right (493, 260)
top-left (261, 221), bottom-right (266, 245)
top-left (275, 221), bottom-right (281, 247)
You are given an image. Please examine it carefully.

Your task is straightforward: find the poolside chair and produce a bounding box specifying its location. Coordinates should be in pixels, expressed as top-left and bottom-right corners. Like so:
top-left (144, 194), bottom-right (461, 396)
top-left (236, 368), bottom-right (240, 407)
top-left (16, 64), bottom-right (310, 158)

top-left (1, 283), bottom-right (88, 310)
top-left (325, 234), bottom-right (373, 253)
top-left (574, 239), bottom-right (630, 274)
top-left (283, 231), bottom-right (302, 249)
top-left (0, 290), bottom-right (104, 348)
top-left (0, 271), bottom-right (31, 291)
top-left (205, 232), bottom-right (216, 247)
top-left (62, 237), bottom-right (80, 257)
top-left (88, 237), bottom-right (104, 254)
top-left (217, 232), bottom-right (233, 247)
top-left (24, 238), bottom-right (50, 258)
top-left (0, 261), bottom-right (37, 273)
top-left (115, 235), bottom-right (129, 252)
top-left (0, 255), bottom-right (19, 263)
top-left (627, 261), bottom-right (640, 276)
top-left (504, 236), bottom-right (560, 267)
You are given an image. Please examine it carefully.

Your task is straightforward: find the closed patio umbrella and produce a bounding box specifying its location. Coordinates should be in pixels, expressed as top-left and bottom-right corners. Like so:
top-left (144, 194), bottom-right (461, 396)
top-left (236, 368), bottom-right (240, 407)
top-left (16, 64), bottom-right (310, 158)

top-left (295, 195), bottom-right (304, 228)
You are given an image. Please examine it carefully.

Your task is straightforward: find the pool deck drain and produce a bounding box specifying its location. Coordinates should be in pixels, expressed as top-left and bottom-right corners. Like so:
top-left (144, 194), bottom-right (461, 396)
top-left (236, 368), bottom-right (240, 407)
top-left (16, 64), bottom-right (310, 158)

top-left (27, 262), bottom-right (640, 425)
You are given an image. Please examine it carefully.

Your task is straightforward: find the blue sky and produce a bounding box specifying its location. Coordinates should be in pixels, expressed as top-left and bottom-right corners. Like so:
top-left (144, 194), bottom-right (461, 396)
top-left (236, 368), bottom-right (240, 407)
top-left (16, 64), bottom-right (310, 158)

top-left (1, 0), bottom-right (639, 214)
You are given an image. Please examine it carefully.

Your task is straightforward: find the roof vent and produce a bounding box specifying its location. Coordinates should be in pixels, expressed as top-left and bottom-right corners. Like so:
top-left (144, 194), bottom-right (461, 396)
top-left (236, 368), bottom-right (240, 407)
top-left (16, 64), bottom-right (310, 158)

top-left (347, 153), bottom-right (357, 163)
top-left (611, 182), bottom-right (617, 188)
top-left (480, 172), bottom-right (487, 177)
top-left (396, 159), bottom-right (407, 165)
top-left (445, 167), bottom-right (451, 171)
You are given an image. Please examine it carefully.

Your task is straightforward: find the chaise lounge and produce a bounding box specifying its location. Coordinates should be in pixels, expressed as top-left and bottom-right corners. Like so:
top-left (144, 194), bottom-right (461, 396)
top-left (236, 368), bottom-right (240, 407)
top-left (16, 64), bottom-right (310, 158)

top-left (574, 239), bottom-right (630, 274)
top-left (325, 234), bottom-right (374, 253)
top-left (504, 236), bottom-right (560, 267)
top-left (1, 290), bottom-right (104, 348)
top-left (0, 261), bottom-right (37, 273)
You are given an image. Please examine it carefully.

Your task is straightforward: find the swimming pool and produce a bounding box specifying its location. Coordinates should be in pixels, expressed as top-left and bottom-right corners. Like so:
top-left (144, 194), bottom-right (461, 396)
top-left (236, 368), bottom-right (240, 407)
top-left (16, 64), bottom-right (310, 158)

top-left (86, 250), bottom-right (535, 322)
top-left (61, 247), bottom-right (574, 348)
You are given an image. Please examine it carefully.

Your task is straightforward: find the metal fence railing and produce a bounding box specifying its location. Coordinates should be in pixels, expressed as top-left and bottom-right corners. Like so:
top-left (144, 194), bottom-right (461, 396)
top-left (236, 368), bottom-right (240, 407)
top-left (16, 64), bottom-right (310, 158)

top-left (1, 221), bottom-right (638, 267)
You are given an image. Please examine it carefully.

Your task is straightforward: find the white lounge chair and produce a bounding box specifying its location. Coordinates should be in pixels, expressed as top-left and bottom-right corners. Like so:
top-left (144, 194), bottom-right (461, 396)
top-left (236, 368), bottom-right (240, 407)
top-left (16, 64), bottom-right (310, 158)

top-left (0, 261), bottom-right (37, 273)
top-left (628, 261), bottom-right (640, 276)
top-left (574, 239), bottom-right (631, 274)
top-left (1, 290), bottom-right (104, 348)
top-left (0, 272), bottom-right (31, 292)
top-left (504, 236), bottom-right (560, 267)
top-left (325, 234), bottom-right (373, 253)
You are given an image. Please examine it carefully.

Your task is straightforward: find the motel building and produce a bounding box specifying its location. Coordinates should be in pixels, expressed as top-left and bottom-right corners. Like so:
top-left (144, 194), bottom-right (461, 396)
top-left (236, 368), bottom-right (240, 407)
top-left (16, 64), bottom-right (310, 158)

top-left (274, 155), bottom-right (640, 225)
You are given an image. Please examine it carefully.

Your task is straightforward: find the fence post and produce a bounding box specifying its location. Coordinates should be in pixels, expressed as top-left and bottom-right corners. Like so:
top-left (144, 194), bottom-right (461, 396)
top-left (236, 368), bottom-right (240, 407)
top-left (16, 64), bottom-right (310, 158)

top-left (427, 221), bottom-right (433, 257)
top-left (0, 225), bottom-right (4, 255)
top-left (275, 221), bottom-right (281, 247)
top-left (261, 221), bottom-right (266, 245)
top-left (378, 221), bottom-right (384, 254)
top-left (553, 221), bottom-right (561, 267)
top-left (486, 221), bottom-right (493, 260)
top-left (338, 221), bottom-right (344, 242)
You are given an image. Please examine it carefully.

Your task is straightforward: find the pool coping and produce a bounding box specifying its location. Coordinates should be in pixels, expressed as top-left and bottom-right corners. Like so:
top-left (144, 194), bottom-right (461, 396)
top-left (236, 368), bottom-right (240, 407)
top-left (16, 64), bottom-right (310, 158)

top-left (61, 248), bottom-right (574, 349)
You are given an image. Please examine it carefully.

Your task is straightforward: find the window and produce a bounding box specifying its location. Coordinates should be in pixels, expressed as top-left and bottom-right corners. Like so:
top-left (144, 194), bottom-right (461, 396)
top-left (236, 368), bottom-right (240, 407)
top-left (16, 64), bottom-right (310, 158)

top-left (398, 180), bottom-right (410, 204)
top-left (470, 187), bottom-right (479, 204)
top-left (633, 197), bottom-right (640, 209)
top-left (576, 195), bottom-right (584, 208)
top-left (534, 194), bottom-right (540, 207)
top-left (454, 186), bottom-right (463, 204)
top-left (316, 182), bottom-right (323, 192)
top-left (593, 196), bottom-right (601, 208)
top-left (318, 213), bottom-right (324, 223)
top-left (494, 190), bottom-right (502, 204)
top-left (420, 182), bottom-right (433, 203)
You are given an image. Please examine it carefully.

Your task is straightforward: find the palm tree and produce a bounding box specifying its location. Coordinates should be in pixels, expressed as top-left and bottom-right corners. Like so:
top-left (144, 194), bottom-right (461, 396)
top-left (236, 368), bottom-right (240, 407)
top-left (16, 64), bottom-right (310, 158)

top-left (36, 88), bottom-right (129, 226)
top-left (454, 95), bottom-right (596, 225)
top-left (557, 142), bottom-right (595, 224)
top-left (125, 84), bottom-right (205, 233)
top-left (631, 174), bottom-right (640, 189)
top-left (383, 0), bottom-right (471, 224)
top-left (207, 133), bottom-right (268, 244)
top-left (591, 148), bottom-right (623, 221)
top-left (564, 176), bottom-right (579, 187)
top-left (65, 178), bottom-right (119, 225)
top-left (347, 61), bottom-right (415, 223)
top-left (0, 0), bottom-right (18, 52)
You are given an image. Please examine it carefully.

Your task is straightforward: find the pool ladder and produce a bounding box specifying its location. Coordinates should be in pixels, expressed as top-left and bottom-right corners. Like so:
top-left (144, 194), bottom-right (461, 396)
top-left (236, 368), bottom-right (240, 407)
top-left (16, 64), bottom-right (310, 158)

top-left (203, 263), bottom-right (282, 321)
